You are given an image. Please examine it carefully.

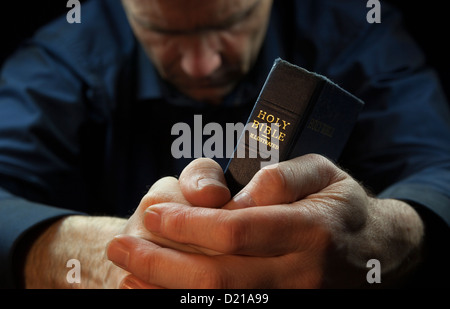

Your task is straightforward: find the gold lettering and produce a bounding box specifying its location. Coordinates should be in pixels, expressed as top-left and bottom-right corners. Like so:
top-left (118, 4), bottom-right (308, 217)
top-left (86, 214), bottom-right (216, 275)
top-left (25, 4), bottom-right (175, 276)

top-left (251, 110), bottom-right (292, 142)
top-left (258, 122), bottom-right (266, 133)
top-left (257, 110), bottom-right (267, 120)
top-left (281, 120), bottom-right (291, 130)
top-left (266, 114), bottom-right (278, 124)
top-left (271, 127), bottom-right (279, 139)
top-left (249, 133), bottom-right (280, 150)
top-left (256, 110), bottom-right (284, 126)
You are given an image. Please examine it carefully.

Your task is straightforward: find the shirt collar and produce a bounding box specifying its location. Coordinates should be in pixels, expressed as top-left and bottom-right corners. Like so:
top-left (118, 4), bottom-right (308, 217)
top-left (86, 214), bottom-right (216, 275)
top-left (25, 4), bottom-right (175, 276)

top-left (136, 44), bottom-right (162, 101)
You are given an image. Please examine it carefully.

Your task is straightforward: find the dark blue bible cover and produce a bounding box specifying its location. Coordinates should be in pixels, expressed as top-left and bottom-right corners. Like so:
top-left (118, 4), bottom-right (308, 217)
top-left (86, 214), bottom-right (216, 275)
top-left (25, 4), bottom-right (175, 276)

top-left (224, 58), bottom-right (364, 196)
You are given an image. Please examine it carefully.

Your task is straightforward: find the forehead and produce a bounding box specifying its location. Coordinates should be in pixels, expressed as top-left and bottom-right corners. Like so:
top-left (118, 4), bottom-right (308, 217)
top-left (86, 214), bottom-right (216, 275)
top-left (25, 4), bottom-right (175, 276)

top-left (124, 0), bottom-right (260, 30)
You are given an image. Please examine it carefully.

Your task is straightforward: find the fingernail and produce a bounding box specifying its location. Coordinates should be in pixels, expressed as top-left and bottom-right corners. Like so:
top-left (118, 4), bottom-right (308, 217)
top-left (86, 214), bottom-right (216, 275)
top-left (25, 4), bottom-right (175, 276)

top-left (144, 207), bottom-right (161, 233)
top-left (107, 236), bottom-right (130, 269)
top-left (232, 191), bottom-right (256, 208)
top-left (197, 178), bottom-right (226, 190)
top-left (121, 277), bottom-right (147, 289)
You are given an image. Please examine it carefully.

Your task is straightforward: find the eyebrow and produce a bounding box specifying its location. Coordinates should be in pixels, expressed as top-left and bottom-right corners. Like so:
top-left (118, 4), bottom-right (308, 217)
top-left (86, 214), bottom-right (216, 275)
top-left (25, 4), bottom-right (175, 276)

top-left (132, 0), bottom-right (262, 35)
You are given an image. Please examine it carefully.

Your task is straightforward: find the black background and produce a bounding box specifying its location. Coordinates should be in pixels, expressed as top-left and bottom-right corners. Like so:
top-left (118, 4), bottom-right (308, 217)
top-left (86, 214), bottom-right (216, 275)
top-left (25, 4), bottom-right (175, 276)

top-left (0, 0), bottom-right (447, 292)
top-left (0, 0), bottom-right (448, 95)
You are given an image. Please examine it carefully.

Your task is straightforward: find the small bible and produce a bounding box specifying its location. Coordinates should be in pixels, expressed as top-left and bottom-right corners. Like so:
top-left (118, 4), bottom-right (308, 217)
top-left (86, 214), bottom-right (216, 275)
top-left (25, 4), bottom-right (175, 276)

top-left (224, 58), bottom-right (364, 196)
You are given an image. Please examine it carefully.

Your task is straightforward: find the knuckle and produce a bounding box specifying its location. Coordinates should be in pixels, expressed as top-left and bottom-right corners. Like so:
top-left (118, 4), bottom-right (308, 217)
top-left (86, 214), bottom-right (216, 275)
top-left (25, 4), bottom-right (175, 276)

top-left (140, 193), bottom-right (158, 208)
top-left (165, 207), bottom-right (189, 236)
top-left (252, 166), bottom-right (287, 198)
top-left (140, 177), bottom-right (178, 206)
top-left (302, 153), bottom-right (344, 186)
top-left (217, 214), bottom-right (248, 254)
top-left (130, 245), bottom-right (160, 282)
top-left (261, 166), bottom-right (286, 188)
top-left (304, 153), bottom-right (333, 172)
top-left (197, 271), bottom-right (223, 289)
top-left (191, 264), bottom-right (228, 289)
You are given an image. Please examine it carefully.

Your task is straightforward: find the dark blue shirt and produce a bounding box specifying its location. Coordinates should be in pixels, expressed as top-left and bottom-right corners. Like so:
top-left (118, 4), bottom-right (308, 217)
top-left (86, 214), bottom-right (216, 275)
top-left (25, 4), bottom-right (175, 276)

top-left (1, 0), bottom-right (449, 288)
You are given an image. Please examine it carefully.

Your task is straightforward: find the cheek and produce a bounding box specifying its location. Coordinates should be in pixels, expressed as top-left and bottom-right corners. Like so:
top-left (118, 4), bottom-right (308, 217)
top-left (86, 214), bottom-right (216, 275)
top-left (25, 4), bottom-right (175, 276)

top-left (144, 45), bottom-right (178, 78)
top-left (221, 19), bottom-right (269, 72)
top-left (133, 30), bottom-right (180, 76)
top-left (219, 32), bottom-right (256, 72)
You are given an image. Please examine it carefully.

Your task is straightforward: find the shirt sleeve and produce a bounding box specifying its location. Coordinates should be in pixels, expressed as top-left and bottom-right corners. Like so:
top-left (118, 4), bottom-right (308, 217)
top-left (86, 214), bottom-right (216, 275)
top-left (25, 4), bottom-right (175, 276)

top-left (0, 0), bottom-right (134, 287)
top-left (320, 4), bottom-right (450, 286)
top-left (0, 190), bottom-right (81, 288)
top-left (326, 5), bottom-right (450, 228)
top-left (0, 35), bottom-right (88, 288)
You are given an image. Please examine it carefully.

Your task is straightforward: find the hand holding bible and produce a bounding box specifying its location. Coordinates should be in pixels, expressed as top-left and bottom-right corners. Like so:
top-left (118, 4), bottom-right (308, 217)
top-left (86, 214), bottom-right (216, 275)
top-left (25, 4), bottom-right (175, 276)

top-left (107, 155), bottom-right (424, 288)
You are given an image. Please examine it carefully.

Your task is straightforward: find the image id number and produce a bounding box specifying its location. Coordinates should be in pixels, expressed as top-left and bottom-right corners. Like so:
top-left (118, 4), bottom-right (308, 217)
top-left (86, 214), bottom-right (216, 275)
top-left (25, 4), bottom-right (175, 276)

top-left (224, 293), bottom-right (269, 304)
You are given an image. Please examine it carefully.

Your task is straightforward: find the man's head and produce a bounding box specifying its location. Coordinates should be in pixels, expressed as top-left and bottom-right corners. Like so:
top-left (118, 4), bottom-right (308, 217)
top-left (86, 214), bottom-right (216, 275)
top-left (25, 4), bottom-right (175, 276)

top-left (121, 0), bottom-right (273, 104)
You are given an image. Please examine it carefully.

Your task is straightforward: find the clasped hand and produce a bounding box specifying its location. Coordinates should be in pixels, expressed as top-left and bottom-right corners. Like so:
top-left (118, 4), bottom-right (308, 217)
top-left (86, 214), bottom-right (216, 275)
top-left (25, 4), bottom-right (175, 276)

top-left (106, 154), bottom-right (423, 288)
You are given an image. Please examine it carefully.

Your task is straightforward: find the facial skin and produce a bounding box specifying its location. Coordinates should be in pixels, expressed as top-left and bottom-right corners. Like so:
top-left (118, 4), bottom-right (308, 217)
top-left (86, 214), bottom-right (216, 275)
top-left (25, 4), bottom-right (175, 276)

top-left (121, 0), bottom-right (273, 104)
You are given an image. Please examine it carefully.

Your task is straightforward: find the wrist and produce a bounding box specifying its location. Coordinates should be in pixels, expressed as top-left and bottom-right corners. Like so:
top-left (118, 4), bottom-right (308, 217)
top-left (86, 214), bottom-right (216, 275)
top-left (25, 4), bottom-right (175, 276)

top-left (365, 198), bottom-right (424, 283)
top-left (23, 215), bottom-right (127, 288)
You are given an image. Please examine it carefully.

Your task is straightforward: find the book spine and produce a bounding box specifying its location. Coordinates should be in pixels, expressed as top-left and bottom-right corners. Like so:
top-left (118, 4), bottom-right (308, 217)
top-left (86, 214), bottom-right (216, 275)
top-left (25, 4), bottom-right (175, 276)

top-left (288, 80), bottom-right (364, 162)
top-left (224, 59), bottom-right (364, 196)
top-left (224, 99), bottom-right (308, 196)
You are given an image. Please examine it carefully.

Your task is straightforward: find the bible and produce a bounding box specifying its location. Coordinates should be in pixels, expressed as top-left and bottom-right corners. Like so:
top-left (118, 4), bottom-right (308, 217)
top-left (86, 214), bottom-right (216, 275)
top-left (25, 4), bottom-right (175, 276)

top-left (224, 58), bottom-right (364, 196)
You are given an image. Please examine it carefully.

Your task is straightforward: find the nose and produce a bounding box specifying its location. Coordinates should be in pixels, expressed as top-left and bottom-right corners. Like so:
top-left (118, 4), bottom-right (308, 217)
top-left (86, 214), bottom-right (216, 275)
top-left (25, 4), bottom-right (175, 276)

top-left (180, 34), bottom-right (222, 78)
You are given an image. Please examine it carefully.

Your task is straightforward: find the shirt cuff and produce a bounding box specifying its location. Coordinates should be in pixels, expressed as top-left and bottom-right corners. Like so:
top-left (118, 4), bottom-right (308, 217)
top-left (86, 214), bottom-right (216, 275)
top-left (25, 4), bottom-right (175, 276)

top-left (378, 183), bottom-right (450, 228)
top-left (0, 197), bottom-right (82, 288)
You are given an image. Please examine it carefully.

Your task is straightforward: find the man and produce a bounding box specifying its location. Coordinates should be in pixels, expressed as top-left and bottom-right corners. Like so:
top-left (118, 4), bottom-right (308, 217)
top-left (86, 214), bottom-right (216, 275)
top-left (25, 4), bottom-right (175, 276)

top-left (0, 0), bottom-right (449, 288)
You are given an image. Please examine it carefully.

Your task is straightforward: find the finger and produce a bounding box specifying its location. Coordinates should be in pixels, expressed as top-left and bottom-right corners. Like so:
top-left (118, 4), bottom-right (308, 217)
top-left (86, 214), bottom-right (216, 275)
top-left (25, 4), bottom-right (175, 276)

top-left (132, 176), bottom-right (187, 234)
top-left (140, 176), bottom-right (190, 210)
top-left (179, 158), bottom-right (231, 208)
top-left (120, 275), bottom-right (164, 289)
top-left (143, 202), bottom-right (326, 256)
top-left (132, 177), bottom-right (210, 253)
top-left (225, 154), bottom-right (348, 209)
top-left (107, 234), bottom-right (282, 289)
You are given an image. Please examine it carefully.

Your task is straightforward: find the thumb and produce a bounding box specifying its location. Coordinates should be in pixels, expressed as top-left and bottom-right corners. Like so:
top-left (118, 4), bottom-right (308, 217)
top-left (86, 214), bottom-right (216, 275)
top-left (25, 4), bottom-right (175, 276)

top-left (225, 154), bottom-right (347, 209)
top-left (179, 158), bottom-right (231, 208)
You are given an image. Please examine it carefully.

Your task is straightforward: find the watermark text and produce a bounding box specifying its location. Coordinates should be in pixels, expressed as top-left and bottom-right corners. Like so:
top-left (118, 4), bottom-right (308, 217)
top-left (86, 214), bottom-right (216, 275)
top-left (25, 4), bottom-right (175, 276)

top-left (66, 258), bottom-right (81, 284)
top-left (366, 259), bottom-right (381, 284)
top-left (366, 0), bottom-right (381, 23)
top-left (66, 0), bottom-right (81, 24)
top-left (170, 115), bottom-right (280, 168)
